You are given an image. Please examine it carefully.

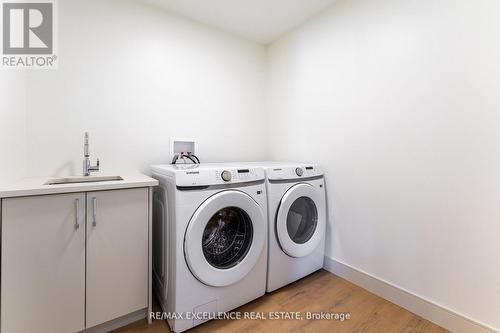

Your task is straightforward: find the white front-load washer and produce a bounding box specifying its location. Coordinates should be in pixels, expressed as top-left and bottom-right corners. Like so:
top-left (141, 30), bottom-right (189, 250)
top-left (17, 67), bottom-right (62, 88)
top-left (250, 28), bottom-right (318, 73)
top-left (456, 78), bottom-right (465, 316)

top-left (151, 164), bottom-right (267, 332)
top-left (249, 162), bottom-right (326, 292)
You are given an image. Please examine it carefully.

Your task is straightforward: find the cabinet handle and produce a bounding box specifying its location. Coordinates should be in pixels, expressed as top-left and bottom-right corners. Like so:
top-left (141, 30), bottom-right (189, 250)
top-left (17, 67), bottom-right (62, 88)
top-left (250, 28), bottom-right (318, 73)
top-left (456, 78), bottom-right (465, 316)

top-left (74, 199), bottom-right (80, 230)
top-left (92, 197), bottom-right (97, 227)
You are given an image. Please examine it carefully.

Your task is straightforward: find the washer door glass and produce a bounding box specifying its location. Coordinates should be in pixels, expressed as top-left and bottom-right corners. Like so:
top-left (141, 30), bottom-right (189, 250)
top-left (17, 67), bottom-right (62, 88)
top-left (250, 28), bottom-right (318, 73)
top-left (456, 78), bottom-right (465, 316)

top-left (286, 197), bottom-right (318, 244)
top-left (202, 207), bottom-right (253, 269)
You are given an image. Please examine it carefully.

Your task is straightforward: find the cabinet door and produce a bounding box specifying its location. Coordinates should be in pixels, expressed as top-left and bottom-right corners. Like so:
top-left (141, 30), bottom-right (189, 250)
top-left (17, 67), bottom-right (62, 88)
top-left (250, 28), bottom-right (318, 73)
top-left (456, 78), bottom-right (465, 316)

top-left (1, 193), bottom-right (86, 333)
top-left (86, 188), bottom-right (148, 328)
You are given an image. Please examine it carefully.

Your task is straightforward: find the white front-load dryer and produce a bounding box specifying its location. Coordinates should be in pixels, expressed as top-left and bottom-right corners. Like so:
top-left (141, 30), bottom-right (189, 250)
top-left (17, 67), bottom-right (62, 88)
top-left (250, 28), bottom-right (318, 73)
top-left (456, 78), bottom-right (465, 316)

top-left (151, 164), bottom-right (267, 332)
top-left (247, 162), bottom-right (326, 292)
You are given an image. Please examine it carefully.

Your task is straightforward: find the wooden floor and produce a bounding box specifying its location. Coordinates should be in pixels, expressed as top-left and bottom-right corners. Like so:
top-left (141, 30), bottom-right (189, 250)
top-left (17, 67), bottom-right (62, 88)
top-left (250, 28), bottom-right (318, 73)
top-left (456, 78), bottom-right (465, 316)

top-left (113, 270), bottom-right (449, 333)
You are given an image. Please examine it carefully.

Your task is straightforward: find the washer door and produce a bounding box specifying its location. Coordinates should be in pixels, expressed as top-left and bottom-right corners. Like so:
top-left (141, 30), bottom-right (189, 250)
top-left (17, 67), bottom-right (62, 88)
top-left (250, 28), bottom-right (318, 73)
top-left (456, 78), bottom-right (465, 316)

top-left (276, 183), bottom-right (325, 258)
top-left (184, 190), bottom-right (265, 287)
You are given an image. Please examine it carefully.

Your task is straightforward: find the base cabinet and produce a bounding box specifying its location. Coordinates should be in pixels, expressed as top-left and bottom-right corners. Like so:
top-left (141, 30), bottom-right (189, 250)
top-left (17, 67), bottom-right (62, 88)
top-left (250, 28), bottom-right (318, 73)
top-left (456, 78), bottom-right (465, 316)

top-left (86, 189), bottom-right (148, 328)
top-left (1, 187), bottom-right (149, 333)
top-left (1, 193), bottom-right (86, 333)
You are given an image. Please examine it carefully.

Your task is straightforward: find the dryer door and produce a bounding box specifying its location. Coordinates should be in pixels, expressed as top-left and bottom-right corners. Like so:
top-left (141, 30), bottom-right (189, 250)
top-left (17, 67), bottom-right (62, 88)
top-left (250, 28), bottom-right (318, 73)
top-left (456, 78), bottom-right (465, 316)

top-left (276, 183), bottom-right (325, 258)
top-left (184, 190), bottom-right (265, 287)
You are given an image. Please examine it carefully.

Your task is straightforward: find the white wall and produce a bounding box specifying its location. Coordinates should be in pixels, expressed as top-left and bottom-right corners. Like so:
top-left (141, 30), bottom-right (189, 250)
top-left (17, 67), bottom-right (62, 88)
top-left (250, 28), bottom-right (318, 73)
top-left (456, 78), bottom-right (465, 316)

top-left (267, 0), bottom-right (500, 330)
top-left (0, 72), bottom-right (26, 186)
top-left (24, 0), bottom-right (267, 177)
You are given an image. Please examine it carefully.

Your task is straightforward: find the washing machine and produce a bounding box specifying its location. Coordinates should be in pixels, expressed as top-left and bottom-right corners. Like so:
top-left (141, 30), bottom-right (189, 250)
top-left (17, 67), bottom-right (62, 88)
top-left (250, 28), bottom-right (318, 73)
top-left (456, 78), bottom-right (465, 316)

top-left (151, 164), bottom-right (267, 332)
top-left (251, 162), bottom-right (326, 292)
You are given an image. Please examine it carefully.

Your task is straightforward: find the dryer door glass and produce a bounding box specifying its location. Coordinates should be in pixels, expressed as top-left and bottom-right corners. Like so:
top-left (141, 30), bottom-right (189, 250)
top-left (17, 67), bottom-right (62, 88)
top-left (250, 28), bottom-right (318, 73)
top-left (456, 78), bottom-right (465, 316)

top-left (286, 197), bottom-right (318, 244)
top-left (202, 207), bottom-right (254, 269)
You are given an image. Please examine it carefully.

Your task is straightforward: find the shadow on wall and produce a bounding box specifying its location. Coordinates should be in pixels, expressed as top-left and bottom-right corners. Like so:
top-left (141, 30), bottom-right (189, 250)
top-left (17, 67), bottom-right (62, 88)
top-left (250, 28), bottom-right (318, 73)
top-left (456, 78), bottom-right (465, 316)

top-left (50, 161), bottom-right (77, 178)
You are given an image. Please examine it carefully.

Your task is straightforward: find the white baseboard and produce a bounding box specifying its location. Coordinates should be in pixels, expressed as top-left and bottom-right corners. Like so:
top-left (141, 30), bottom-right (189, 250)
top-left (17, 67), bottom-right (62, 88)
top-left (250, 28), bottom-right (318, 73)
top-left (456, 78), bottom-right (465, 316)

top-left (323, 256), bottom-right (498, 333)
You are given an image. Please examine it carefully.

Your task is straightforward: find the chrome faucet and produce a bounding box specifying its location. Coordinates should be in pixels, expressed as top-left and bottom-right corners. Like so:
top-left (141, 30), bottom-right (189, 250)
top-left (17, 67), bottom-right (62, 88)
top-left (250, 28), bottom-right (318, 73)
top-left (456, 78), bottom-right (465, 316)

top-left (83, 132), bottom-right (100, 176)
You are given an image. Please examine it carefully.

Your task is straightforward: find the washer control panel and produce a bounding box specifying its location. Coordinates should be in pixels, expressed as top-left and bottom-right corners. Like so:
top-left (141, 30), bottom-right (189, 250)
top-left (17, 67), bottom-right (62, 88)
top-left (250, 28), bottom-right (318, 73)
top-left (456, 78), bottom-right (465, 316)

top-left (176, 167), bottom-right (265, 187)
top-left (267, 165), bottom-right (323, 181)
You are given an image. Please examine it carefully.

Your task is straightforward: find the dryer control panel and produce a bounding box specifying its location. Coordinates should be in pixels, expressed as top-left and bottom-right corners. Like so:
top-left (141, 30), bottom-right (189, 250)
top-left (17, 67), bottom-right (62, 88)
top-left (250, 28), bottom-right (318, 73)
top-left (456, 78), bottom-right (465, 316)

top-left (176, 167), bottom-right (265, 187)
top-left (266, 165), bottom-right (323, 181)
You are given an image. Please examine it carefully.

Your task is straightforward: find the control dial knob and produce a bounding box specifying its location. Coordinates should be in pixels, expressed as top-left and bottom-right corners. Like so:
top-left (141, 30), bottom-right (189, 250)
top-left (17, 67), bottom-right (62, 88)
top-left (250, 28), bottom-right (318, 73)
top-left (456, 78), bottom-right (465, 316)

top-left (221, 170), bottom-right (232, 182)
top-left (295, 168), bottom-right (304, 177)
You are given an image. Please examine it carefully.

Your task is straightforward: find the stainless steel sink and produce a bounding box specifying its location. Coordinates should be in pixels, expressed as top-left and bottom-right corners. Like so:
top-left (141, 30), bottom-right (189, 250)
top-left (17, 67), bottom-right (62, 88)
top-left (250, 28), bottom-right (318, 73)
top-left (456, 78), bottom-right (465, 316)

top-left (44, 176), bottom-right (123, 185)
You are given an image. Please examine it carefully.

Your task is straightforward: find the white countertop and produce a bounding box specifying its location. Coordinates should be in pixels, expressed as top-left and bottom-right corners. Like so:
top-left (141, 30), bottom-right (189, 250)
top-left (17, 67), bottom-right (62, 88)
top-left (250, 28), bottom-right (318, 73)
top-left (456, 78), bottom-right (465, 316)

top-left (0, 174), bottom-right (159, 199)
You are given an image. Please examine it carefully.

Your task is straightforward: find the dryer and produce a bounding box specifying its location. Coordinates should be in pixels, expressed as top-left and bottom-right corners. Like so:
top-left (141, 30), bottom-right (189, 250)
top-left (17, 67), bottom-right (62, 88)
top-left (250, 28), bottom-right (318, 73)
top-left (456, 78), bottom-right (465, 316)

top-left (151, 164), bottom-right (267, 332)
top-left (253, 162), bottom-right (326, 292)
